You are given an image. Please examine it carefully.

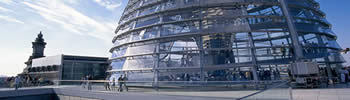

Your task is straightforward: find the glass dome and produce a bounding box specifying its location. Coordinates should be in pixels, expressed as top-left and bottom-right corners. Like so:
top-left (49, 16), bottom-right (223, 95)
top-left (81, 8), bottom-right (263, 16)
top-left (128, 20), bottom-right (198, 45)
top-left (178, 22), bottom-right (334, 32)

top-left (109, 0), bottom-right (344, 84)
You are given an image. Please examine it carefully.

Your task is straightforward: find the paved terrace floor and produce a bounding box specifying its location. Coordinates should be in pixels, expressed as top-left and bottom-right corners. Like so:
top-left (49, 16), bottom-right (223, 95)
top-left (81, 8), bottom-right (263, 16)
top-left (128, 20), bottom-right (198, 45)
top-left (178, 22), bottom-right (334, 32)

top-left (1, 84), bottom-right (350, 100)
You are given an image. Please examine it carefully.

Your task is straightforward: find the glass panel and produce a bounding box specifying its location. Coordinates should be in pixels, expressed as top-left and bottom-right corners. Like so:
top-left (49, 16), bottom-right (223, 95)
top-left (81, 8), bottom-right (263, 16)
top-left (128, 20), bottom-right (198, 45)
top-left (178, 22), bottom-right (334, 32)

top-left (127, 72), bottom-right (154, 81)
top-left (111, 55), bottom-right (156, 71)
top-left (204, 68), bottom-right (255, 81)
top-left (202, 7), bottom-right (246, 18)
top-left (129, 27), bottom-right (159, 42)
top-left (271, 39), bottom-right (288, 46)
top-left (235, 33), bottom-right (249, 41)
top-left (204, 50), bottom-right (237, 65)
top-left (183, 0), bottom-right (199, 4)
top-left (255, 41), bottom-right (271, 47)
top-left (120, 12), bottom-right (137, 24)
top-left (163, 9), bottom-right (200, 22)
top-left (289, 7), bottom-right (323, 19)
top-left (62, 62), bottom-right (106, 80)
top-left (269, 32), bottom-right (288, 38)
top-left (113, 34), bottom-right (130, 46)
top-left (202, 34), bottom-right (233, 49)
top-left (116, 21), bottom-right (135, 35)
top-left (235, 42), bottom-right (249, 48)
top-left (111, 46), bottom-right (127, 58)
top-left (237, 57), bottom-right (252, 63)
top-left (159, 51), bottom-right (200, 68)
top-left (161, 21), bottom-right (200, 36)
top-left (325, 37), bottom-right (342, 49)
top-left (124, 55), bottom-right (156, 70)
top-left (252, 32), bottom-right (268, 40)
top-left (142, 0), bottom-right (157, 6)
top-left (163, 0), bottom-right (177, 10)
top-left (62, 62), bottom-right (73, 80)
top-left (138, 4), bottom-right (161, 16)
top-left (255, 48), bottom-right (271, 56)
top-left (126, 43), bottom-right (157, 56)
top-left (160, 37), bottom-right (199, 52)
top-left (135, 16), bottom-right (160, 28)
top-left (248, 6), bottom-right (283, 16)
top-left (202, 18), bottom-right (250, 32)
top-left (257, 56), bottom-right (275, 61)
top-left (158, 71), bottom-right (201, 82)
top-left (110, 58), bottom-right (126, 70)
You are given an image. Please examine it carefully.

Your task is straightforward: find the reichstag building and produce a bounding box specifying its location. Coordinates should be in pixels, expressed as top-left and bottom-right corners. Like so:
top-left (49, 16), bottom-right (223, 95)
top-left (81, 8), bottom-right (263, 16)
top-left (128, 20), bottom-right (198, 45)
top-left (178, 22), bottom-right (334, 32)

top-left (109, 0), bottom-right (344, 85)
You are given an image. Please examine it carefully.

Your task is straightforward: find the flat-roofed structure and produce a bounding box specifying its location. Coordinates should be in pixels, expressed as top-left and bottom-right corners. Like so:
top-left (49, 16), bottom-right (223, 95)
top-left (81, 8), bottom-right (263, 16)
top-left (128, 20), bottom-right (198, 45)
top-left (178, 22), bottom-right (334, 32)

top-left (21, 32), bottom-right (109, 83)
top-left (25, 54), bottom-right (109, 81)
top-left (109, 0), bottom-right (344, 85)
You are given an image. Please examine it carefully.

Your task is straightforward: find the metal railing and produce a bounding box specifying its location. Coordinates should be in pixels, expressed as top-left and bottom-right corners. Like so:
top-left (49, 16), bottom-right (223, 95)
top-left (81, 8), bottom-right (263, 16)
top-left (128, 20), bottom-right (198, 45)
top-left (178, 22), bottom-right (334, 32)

top-left (238, 81), bottom-right (292, 100)
top-left (47, 80), bottom-right (291, 99)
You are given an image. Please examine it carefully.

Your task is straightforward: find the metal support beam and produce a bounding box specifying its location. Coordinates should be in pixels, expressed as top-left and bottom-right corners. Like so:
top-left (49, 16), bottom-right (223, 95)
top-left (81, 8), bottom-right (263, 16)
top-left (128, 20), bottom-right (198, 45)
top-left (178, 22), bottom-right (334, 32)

top-left (315, 35), bottom-right (333, 80)
top-left (248, 32), bottom-right (259, 82)
top-left (153, 24), bottom-right (162, 91)
top-left (153, 44), bottom-right (160, 91)
top-left (280, 0), bottom-right (304, 61)
top-left (198, 7), bottom-right (205, 82)
top-left (199, 37), bottom-right (205, 81)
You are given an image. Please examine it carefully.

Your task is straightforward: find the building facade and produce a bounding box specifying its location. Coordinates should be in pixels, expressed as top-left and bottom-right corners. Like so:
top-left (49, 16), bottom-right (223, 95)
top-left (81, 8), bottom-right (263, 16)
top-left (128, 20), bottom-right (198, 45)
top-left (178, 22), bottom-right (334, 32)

top-left (21, 32), bottom-right (109, 83)
top-left (26, 55), bottom-right (109, 81)
top-left (109, 0), bottom-right (344, 84)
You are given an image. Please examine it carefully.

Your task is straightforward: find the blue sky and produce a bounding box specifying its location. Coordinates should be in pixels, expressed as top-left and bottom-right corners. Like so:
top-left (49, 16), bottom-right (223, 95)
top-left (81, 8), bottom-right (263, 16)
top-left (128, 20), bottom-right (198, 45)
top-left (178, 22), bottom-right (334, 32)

top-left (0, 0), bottom-right (349, 76)
top-left (316, 0), bottom-right (350, 66)
top-left (0, 0), bottom-right (128, 76)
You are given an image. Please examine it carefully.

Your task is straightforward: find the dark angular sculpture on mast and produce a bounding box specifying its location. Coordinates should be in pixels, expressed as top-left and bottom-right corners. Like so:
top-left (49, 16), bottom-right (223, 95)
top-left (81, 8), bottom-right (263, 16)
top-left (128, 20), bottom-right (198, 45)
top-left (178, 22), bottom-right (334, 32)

top-left (24, 31), bottom-right (46, 72)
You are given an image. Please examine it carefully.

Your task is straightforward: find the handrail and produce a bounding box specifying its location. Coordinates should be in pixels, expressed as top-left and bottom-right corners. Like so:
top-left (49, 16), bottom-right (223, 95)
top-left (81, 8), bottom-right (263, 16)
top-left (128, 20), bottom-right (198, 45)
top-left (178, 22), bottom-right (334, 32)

top-left (53, 80), bottom-right (285, 84)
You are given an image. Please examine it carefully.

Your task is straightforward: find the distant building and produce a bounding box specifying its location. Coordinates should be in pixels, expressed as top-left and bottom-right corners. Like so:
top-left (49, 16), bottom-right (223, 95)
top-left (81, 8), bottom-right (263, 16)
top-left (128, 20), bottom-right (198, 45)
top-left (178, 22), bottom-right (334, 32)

top-left (26, 55), bottom-right (108, 81)
top-left (24, 31), bottom-right (47, 72)
top-left (21, 32), bottom-right (109, 83)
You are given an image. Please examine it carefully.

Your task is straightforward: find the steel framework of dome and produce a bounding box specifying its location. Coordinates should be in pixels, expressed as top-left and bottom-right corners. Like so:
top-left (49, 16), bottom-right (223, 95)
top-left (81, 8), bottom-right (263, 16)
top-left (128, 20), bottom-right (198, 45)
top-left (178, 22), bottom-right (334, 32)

top-left (109, 0), bottom-right (344, 85)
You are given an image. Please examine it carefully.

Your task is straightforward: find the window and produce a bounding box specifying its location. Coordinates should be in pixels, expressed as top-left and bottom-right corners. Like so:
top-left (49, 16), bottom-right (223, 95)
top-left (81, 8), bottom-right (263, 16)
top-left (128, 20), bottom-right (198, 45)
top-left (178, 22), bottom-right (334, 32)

top-left (141, 27), bottom-right (159, 39)
top-left (135, 16), bottom-right (160, 28)
top-left (139, 4), bottom-right (161, 16)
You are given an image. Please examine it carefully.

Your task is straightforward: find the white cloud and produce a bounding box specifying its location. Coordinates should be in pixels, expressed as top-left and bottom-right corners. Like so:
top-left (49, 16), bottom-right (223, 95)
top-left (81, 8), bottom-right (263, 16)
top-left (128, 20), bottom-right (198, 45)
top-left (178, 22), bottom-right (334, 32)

top-left (22, 0), bottom-right (116, 42)
top-left (0, 0), bottom-right (121, 76)
top-left (0, 48), bottom-right (30, 76)
top-left (0, 15), bottom-right (24, 24)
top-left (0, 6), bottom-right (13, 12)
top-left (93, 0), bottom-right (122, 11)
top-left (0, 0), bottom-right (13, 4)
top-left (63, 0), bottom-right (81, 5)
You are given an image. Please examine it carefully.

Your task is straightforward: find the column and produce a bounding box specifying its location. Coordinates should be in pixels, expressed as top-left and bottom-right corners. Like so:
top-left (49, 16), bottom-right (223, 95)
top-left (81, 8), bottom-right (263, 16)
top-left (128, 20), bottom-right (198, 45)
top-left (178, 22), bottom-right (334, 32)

top-left (198, 6), bottom-right (205, 82)
top-left (280, 0), bottom-right (304, 61)
top-left (316, 35), bottom-right (333, 80)
top-left (248, 32), bottom-right (259, 82)
top-left (153, 26), bottom-right (161, 91)
top-left (199, 37), bottom-right (205, 81)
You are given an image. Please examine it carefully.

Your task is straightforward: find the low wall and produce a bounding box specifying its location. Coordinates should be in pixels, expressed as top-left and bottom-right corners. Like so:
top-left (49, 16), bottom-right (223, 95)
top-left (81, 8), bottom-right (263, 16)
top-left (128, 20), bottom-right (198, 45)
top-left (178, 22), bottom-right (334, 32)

top-left (0, 88), bottom-right (57, 100)
top-left (0, 87), bottom-right (233, 100)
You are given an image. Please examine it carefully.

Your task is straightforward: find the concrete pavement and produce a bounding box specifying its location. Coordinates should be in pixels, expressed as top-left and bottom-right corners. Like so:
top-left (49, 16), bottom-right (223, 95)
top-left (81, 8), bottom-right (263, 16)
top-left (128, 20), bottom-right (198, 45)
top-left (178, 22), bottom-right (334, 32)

top-left (2, 85), bottom-right (350, 100)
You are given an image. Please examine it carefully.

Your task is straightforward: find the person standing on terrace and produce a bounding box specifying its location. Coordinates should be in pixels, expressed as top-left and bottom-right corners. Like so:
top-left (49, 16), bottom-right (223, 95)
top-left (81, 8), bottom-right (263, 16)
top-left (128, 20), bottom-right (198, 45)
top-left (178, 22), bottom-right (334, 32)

top-left (122, 75), bottom-right (128, 92)
top-left (87, 75), bottom-right (93, 90)
top-left (14, 76), bottom-right (21, 90)
top-left (104, 75), bottom-right (111, 91)
top-left (118, 75), bottom-right (123, 92)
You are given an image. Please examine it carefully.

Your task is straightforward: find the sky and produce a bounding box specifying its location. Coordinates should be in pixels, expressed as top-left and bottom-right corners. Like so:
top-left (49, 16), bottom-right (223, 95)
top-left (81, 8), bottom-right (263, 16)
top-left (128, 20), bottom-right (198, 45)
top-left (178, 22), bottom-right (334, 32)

top-left (0, 0), bottom-right (128, 76)
top-left (0, 0), bottom-right (349, 76)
